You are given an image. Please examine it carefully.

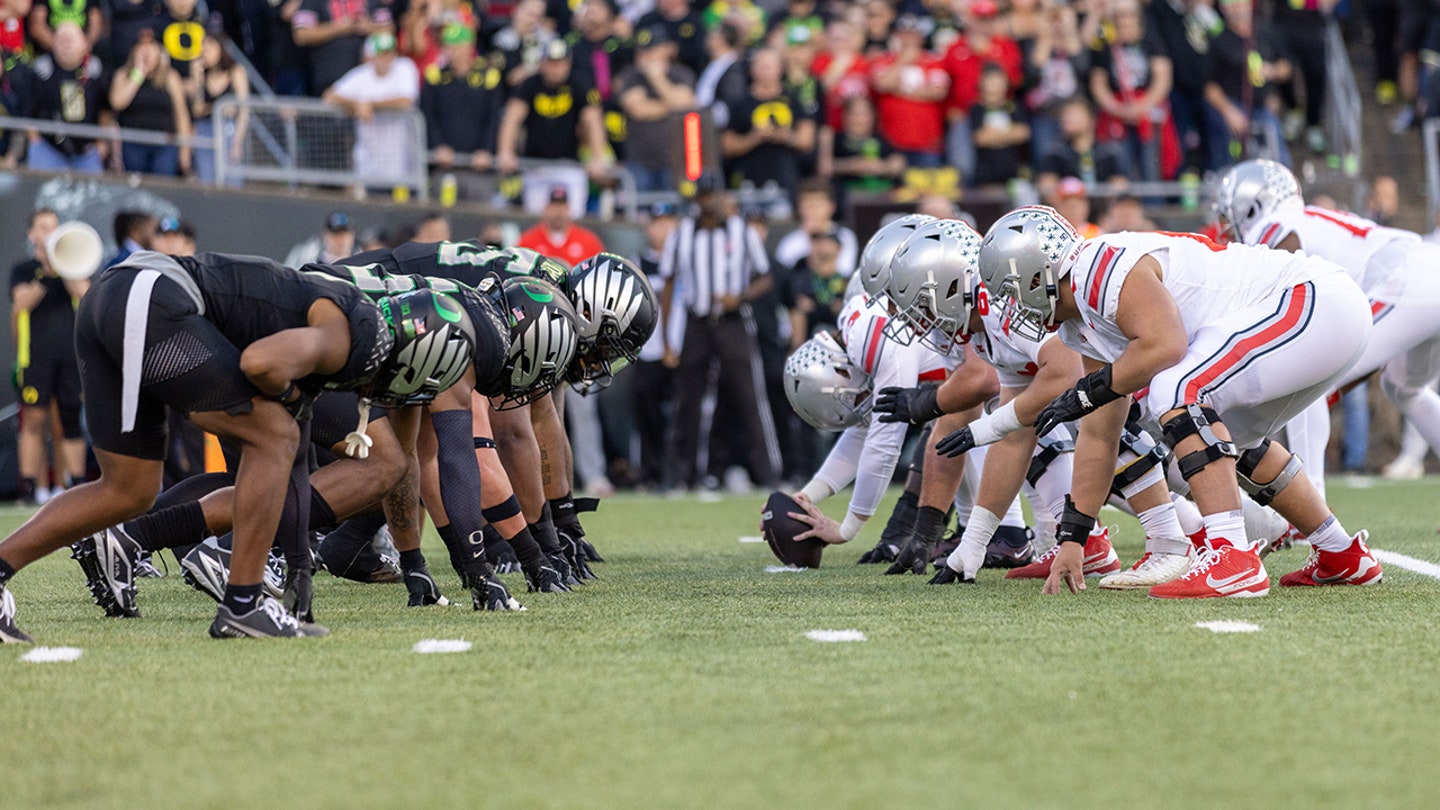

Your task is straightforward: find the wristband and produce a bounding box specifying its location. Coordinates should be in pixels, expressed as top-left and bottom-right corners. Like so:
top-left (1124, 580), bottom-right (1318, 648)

top-left (839, 512), bottom-right (867, 543)
top-left (271, 382), bottom-right (298, 404)
top-left (1055, 495), bottom-right (1096, 546)
top-left (1076, 365), bottom-right (1122, 410)
top-left (968, 400), bottom-right (1023, 447)
top-left (129, 67), bottom-right (144, 83)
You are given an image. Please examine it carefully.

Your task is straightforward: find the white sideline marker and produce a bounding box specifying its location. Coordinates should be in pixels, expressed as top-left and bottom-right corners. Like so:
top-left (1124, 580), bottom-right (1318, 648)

top-left (1371, 548), bottom-right (1440, 581)
top-left (739, 535), bottom-right (765, 544)
top-left (765, 565), bottom-right (806, 573)
top-left (412, 639), bottom-right (473, 654)
top-left (1195, 621), bottom-right (1261, 634)
top-left (20, 646), bottom-right (83, 663)
top-left (806, 629), bottom-right (866, 643)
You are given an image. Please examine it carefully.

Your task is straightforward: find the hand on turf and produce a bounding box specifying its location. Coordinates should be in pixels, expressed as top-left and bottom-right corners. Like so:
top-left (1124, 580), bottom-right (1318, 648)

top-left (469, 574), bottom-right (525, 611)
top-left (934, 427), bottom-right (976, 458)
top-left (524, 563), bottom-right (572, 593)
top-left (789, 498), bottom-right (846, 545)
top-left (873, 384), bottom-right (944, 425)
top-left (856, 541), bottom-right (899, 564)
top-left (487, 536), bottom-right (521, 574)
top-left (405, 566), bottom-right (448, 606)
top-left (1042, 543), bottom-right (1087, 595)
top-left (884, 539), bottom-right (931, 575)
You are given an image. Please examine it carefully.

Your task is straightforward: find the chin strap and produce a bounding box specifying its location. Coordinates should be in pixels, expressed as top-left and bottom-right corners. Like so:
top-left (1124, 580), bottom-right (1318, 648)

top-left (344, 397), bottom-right (375, 459)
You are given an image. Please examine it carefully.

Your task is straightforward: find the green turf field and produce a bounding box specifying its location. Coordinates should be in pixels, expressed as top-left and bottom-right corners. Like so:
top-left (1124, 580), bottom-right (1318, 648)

top-left (4, 477), bottom-right (1439, 808)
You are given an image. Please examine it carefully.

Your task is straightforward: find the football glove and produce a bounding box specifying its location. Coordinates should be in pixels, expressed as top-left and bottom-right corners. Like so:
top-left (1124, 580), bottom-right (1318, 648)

top-left (1034, 366), bottom-right (1121, 436)
top-left (874, 384), bottom-right (944, 424)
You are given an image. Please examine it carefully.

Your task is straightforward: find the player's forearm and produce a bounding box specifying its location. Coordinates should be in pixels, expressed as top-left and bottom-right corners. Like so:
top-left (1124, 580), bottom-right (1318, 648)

top-left (936, 358), bottom-right (1000, 414)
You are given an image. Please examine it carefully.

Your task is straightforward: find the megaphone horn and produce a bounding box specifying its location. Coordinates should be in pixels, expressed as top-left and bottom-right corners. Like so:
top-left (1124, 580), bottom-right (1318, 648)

top-left (45, 221), bottom-right (104, 281)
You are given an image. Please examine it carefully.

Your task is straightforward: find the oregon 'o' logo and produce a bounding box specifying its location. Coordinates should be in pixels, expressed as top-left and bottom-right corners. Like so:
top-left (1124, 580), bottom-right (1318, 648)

top-left (752, 101), bottom-right (793, 131)
top-left (164, 21), bottom-right (206, 62)
top-left (534, 89), bottom-right (574, 118)
top-left (21, 386), bottom-right (38, 405)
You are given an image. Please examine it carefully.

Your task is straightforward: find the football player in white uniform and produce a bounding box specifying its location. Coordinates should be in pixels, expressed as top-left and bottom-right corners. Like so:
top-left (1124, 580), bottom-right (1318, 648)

top-left (978, 206), bottom-right (1380, 599)
top-left (1215, 159), bottom-right (1440, 491)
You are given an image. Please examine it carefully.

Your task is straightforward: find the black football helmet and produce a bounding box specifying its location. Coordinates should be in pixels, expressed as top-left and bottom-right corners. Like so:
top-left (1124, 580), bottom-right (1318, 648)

top-left (490, 276), bottom-right (581, 409)
top-left (367, 289), bottom-right (477, 406)
top-left (565, 252), bottom-right (659, 392)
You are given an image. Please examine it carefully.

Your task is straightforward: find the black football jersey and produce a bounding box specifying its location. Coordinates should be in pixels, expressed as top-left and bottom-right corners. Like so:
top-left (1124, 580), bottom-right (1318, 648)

top-left (343, 241), bottom-right (572, 294)
top-left (174, 252), bottom-right (390, 390)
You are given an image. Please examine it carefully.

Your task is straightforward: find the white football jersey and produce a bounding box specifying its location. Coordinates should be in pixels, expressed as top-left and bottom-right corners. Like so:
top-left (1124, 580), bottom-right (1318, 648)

top-left (1060, 231), bottom-right (1340, 362)
top-left (1243, 205), bottom-right (1418, 301)
top-left (975, 308), bottom-right (1050, 388)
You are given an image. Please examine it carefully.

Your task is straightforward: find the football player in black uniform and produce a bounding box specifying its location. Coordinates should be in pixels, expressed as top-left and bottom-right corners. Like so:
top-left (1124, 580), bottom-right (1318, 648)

top-left (0, 251), bottom-right (412, 642)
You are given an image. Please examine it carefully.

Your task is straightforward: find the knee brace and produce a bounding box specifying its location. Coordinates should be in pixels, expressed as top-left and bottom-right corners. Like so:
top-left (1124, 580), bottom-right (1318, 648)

top-left (1235, 438), bottom-right (1303, 507)
top-left (1111, 427), bottom-right (1171, 499)
top-left (1161, 404), bottom-right (1238, 481)
top-left (1026, 435), bottom-right (1075, 488)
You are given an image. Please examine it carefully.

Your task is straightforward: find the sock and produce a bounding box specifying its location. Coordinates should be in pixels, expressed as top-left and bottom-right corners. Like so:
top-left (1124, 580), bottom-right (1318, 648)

top-left (128, 502), bottom-right (209, 552)
top-left (221, 582), bottom-right (262, 615)
top-left (1138, 503), bottom-right (1189, 556)
top-left (0, 556), bottom-right (15, 586)
top-left (1202, 510), bottom-right (1249, 552)
top-left (20, 478), bottom-right (35, 499)
top-left (1307, 515), bottom-right (1352, 552)
top-left (912, 506), bottom-right (948, 550)
top-left (999, 493), bottom-right (1026, 528)
top-left (1171, 493), bottom-right (1205, 536)
top-left (398, 548), bottom-right (426, 573)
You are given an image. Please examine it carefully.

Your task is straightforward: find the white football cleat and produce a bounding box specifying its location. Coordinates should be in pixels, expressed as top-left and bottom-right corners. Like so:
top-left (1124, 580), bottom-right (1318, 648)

top-left (1098, 550), bottom-right (1191, 590)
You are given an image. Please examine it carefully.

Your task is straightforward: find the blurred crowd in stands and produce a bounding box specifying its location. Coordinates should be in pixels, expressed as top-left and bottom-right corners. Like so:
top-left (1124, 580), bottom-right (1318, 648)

top-left (0, 0), bottom-right (1437, 201)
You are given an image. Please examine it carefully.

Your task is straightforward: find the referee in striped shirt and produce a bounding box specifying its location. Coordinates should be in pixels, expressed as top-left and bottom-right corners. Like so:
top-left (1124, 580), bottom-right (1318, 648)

top-left (659, 173), bottom-right (781, 490)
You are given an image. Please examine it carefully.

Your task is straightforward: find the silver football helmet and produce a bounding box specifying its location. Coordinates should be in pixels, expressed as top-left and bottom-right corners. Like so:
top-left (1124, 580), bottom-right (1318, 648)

top-left (1213, 159), bottom-right (1303, 243)
top-left (884, 219), bottom-right (983, 350)
top-left (784, 331), bottom-right (872, 431)
top-left (977, 206), bottom-right (1082, 342)
top-left (857, 214), bottom-right (935, 299)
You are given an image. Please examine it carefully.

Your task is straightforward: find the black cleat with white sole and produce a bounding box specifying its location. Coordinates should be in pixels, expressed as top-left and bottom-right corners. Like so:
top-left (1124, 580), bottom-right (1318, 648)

top-left (181, 539), bottom-right (231, 602)
top-left (72, 527), bottom-right (141, 618)
top-left (0, 587), bottom-right (33, 644)
top-left (209, 598), bottom-right (329, 639)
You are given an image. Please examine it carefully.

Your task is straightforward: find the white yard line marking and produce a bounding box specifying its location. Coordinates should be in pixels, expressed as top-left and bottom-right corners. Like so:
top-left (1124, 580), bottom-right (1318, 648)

top-left (1370, 548), bottom-right (1440, 581)
top-left (764, 565), bottom-right (807, 573)
top-left (20, 646), bottom-right (84, 662)
top-left (1194, 621), bottom-right (1261, 634)
top-left (738, 536), bottom-right (764, 544)
top-left (412, 639), bottom-right (472, 654)
top-left (806, 629), bottom-right (866, 642)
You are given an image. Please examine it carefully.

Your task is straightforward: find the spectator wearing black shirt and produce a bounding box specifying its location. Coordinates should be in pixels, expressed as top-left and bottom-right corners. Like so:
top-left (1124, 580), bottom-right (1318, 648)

top-left (1145, 0), bottom-right (1214, 173)
top-left (616, 25), bottom-right (695, 192)
top-left (1088, 0), bottom-right (1170, 183)
top-left (0, 56), bottom-right (31, 168)
top-left (822, 95), bottom-right (904, 199)
top-left (27, 23), bottom-right (108, 173)
top-left (1034, 97), bottom-right (1128, 197)
top-left (785, 227), bottom-right (846, 349)
top-left (28, 0), bottom-right (105, 53)
top-left (566, 0), bottom-right (631, 102)
top-left (110, 32), bottom-right (192, 176)
top-left (636, 0), bottom-right (706, 76)
top-left (496, 39), bottom-right (611, 181)
top-left (422, 23), bottom-right (504, 172)
top-left (1202, 0), bottom-right (1291, 168)
top-left (968, 64), bottom-right (1030, 187)
top-left (693, 21), bottom-right (747, 129)
top-left (721, 48), bottom-right (816, 198)
top-left (291, 0), bottom-right (394, 95)
top-left (9, 209), bottom-right (89, 504)
top-left (105, 0), bottom-right (166, 66)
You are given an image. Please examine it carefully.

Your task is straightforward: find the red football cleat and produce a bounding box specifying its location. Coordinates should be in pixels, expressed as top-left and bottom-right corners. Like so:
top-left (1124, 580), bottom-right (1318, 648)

top-left (1005, 528), bottom-right (1121, 579)
top-left (1148, 543), bottom-right (1269, 599)
top-left (1279, 532), bottom-right (1383, 587)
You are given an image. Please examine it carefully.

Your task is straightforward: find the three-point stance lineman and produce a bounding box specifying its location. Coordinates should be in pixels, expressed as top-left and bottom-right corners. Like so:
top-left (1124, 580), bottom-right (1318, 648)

top-left (0, 252), bottom-right (404, 641)
top-left (978, 207), bottom-right (1381, 598)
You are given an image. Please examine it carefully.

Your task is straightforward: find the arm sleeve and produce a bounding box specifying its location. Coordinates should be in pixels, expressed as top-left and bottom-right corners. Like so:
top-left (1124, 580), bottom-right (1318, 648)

top-left (430, 409), bottom-right (490, 570)
top-left (811, 425), bottom-right (867, 495)
top-left (847, 341), bottom-right (919, 517)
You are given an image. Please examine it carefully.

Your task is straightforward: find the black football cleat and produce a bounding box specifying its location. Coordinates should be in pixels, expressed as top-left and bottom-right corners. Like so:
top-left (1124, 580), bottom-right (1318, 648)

top-left (209, 598), bottom-right (328, 639)
top-left (931, 525), bottom-right (967, 567)
top-left (0, 587), bottom-right (33, 644)
top-left (984, 526), bottom-right (1036, 569)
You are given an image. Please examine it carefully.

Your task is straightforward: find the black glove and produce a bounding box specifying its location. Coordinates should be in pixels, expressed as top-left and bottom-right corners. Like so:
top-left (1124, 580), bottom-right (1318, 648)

top-left (874, 384), bottom-right (944, 424)
top-left (557, 528), bottom-right (596, 581)
top-left (547, 551), bottom-right (578, 586)
top-left (856, 540), bottom-right (899, 564)
top-left (884, 538), bottom-right (933, 575)
top-left (524, 563), bottom-right (572, 593)
top-left (486, 536), bottom-right (522, 574)
top-left (1055, 495), bottom-right (1097, 547)
top-left (578, 537), bottom-right (605, 563)
top-left (282, 566), bottom-right (314, 623)
top-left (1034, 366), bottom-right (1122, 436)
top-left (405, 565), bottom-right (448, 606)
top-left (466, 572), bottom-right (524, 611)
top-left (927, 565), bottom-right (974, 585)
top-left (934, 427), bottom-right (976, 458)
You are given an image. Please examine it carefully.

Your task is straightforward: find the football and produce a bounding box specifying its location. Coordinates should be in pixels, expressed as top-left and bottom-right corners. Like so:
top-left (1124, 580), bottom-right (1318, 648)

top-left (761, 491), bottom-right (826, 569)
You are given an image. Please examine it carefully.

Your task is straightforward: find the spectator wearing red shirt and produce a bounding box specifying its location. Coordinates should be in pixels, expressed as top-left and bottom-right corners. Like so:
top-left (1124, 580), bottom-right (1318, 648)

top-left (942, 0), bottom-right (1022, 182)
top-left (868, 14), bottom-right (949, 168)
top-left (811, 15), bottom-right (869, 132)
top-left (517, 185), bottom-right (605, 266)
